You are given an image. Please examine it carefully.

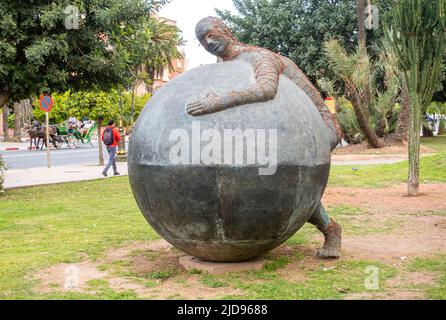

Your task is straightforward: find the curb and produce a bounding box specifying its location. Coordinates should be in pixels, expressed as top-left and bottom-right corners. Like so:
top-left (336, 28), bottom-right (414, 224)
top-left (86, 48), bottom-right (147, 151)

top-left (3, 171), bottom-right (129, 190)
top-left (1, 147), bottom-right (29, 152)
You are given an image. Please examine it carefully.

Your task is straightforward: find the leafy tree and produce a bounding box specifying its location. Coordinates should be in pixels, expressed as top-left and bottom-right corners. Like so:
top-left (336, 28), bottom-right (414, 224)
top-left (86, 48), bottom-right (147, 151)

top-left (32, 90), bottom-right (150, 126)
top-left (32, 89), bottom-right (151, 164)
top-left (121, 92), bottom-right (151, 127)
top-left (217, 0), bottom-right (395, 83)
top-left (0, 0), bottom-right (169, 138)
top-left (64, 90), bottom-right (120, 165)
top-left (115, 16), bottom-right (182, 123)
top-left (385, 0), bottom-right (446, 196)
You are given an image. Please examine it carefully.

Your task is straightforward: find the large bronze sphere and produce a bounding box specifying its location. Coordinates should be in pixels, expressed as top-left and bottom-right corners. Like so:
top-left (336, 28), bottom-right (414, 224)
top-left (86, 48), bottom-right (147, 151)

top-left (128, 61), bottom-right (333, 262)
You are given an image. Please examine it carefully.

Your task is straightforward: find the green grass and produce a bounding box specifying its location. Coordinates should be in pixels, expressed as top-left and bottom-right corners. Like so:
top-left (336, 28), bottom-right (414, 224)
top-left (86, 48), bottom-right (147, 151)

top-left (328, 135), bottom-right (446, 188)
top-left (200, 275), bottom-right (228, 288)
top-left (408, 256), bottom-right (446, 300)
top-left (263, 256), bottom-right (291, 272)
top-left (422, 135), bottom-right (446, 152)
top-left (0, 177), bottom-right (158, 299)
top-left (328, 205), bottom-right (364, 216)
top-left (147, 269), bottom-right (177, 281)
top-left (1, 148), bottom-right (445, 299)
top-left (329, 152), bottom-right (446, 188)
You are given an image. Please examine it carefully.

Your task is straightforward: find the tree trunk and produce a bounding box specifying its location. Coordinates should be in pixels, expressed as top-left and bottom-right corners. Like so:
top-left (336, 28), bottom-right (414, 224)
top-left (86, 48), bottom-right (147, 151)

top-left (131, 85), bottom-right (136, 125)
top-left (375, 116), bottom-right (387, 138)
top-left (357, 0), bottom-right (373, 109)
top-left (2, 105), bottom-right (9, 141)
top-left (357, 0), bottom-right (366, 48)
top-left (396, 79), bottom-right (410, 141)
top-left (1, 92), bottom-right (10, 142)
top-left (0, 93), bottom-right (9, 109)
top-left (347, 88), bottom-right (386, 148)
top-left (408, 92), bottom-right (421, 197)
top-left (3, 106), bottom-right (11, 141)
top-left (97, 119), bottom-right (104, 166)
top-left (13, 101), bottom-right (22, 142)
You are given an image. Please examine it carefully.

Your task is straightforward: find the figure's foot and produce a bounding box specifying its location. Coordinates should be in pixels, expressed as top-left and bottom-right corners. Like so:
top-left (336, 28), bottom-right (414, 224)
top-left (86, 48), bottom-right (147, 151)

top-left (102, 172), bottom-right (108, 177)
top-left (316, 220), bottom-right (342, 259)
top-left (114, 172), bottom-right (120, 176)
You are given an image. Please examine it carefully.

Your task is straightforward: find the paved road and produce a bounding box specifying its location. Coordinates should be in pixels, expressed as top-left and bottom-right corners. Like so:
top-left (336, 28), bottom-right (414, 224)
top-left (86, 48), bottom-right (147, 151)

top-left (3, 146), bottom-right (109, 169)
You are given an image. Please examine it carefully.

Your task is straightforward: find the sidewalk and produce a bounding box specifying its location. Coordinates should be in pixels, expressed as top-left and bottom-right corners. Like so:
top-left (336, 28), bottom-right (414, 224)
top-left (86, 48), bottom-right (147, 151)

top-left (331, 153), bottom-right (434, 165)
top-left (0, 140), bottom-right (30, 151)
top-left (331, 154), bottom-right (409, 165)
top-left (4, 162), bottom-right (128, 190)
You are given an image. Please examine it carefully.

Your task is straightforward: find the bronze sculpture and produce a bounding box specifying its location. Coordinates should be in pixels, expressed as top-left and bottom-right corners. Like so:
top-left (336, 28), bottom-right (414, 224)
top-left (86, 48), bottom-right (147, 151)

top-left (128, 17), bottom-right (343, 261)
top-left (187, 17), bottom-right (342, 258)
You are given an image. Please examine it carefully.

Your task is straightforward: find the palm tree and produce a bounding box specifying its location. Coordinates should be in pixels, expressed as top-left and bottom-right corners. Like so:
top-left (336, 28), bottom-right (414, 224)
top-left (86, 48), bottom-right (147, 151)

top-left (357, 0), bottom-right (366, 48)
top-left (144, 17), bottom-right (184, 93)
top-left (126, 17), bottom-right (183, 123)
top-left (386, 0), bottom-right (446, 196)
top-left (324, 40), bottom-right (400, 148)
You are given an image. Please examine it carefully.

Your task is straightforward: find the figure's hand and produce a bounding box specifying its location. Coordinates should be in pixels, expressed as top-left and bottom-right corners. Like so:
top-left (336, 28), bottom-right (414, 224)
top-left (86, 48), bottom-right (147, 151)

top-left (186, 91), bottom-right (224, 116)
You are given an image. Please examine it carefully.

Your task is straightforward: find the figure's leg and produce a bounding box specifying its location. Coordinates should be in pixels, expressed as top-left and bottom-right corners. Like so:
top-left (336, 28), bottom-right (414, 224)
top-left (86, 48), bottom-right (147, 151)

top-left (308, 203), bottom-right (342, 259)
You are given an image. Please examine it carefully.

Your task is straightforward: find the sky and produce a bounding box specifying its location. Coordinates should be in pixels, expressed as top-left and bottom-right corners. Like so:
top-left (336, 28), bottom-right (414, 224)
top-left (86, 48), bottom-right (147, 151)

top-left (159, 0), bottom-right (237, 70)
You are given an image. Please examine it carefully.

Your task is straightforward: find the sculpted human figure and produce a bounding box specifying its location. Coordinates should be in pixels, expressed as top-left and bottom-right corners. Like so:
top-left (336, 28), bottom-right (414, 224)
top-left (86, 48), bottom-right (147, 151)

top-left (187, 17), bottom-right (342, 258)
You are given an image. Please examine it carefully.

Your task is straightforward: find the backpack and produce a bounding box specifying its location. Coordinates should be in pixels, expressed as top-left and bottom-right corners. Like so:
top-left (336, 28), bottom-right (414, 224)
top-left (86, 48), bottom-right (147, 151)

top-left (103, 128), bottom-right (115, 146)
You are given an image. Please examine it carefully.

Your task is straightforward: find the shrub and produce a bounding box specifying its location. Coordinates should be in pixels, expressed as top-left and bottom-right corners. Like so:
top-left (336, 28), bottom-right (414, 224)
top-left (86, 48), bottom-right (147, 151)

top-left (337, 103), bottom-right (365, 144)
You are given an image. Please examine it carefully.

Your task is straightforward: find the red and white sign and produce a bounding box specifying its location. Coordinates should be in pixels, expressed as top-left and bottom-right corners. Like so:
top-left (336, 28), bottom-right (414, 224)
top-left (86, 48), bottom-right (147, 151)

top-left (39, 95), bottom-right (54, 112)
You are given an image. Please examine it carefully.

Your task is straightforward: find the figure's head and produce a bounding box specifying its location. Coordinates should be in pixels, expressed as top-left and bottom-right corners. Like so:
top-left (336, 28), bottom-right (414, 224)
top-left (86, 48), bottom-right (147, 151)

top-left (195, 17), bottom-right (237, 57)
top-left (108, 119), bottom-right (115, 127)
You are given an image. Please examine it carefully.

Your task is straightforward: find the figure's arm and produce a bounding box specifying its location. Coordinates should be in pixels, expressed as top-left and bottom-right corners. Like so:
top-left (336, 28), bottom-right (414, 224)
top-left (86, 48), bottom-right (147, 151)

top-left (285, 61), bottom-right (333, 124)
top-left (187, 55), bottom-right (282, 116)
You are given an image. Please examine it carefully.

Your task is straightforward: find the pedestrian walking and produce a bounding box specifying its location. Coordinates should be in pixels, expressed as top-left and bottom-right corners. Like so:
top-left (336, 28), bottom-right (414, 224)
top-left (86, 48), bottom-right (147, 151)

top-left (102, 119), bottom-right (121, 177)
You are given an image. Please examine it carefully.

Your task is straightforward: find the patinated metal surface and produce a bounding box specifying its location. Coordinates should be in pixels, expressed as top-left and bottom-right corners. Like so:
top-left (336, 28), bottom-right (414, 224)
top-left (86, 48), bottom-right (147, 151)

top-left (188, 17), bottom-right (343, 147)
top-left (129, 61), bottom-right (335, 261)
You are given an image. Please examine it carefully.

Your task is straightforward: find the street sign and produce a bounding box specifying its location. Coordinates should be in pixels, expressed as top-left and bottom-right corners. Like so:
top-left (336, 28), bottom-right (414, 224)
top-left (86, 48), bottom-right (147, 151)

top-left (39, 95), bottom-right (54, 113)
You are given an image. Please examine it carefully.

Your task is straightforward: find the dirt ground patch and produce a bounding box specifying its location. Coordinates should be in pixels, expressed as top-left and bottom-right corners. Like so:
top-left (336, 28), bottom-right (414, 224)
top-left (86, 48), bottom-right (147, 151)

top-left (35, 262), bottom-right (108, 294)
top-left (324, 184), bottom-right (446, 261)
top-left (33, 239), bottom-right (243, 299)
top-left (345, 271), bottom-right (437, 300)
top-left (324, 184), bottom-right (446, 215)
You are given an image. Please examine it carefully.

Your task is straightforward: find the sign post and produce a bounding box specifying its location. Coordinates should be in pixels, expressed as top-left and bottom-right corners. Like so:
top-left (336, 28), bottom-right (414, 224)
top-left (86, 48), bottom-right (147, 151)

top-left (39, 95), bottom-right (54, 168)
